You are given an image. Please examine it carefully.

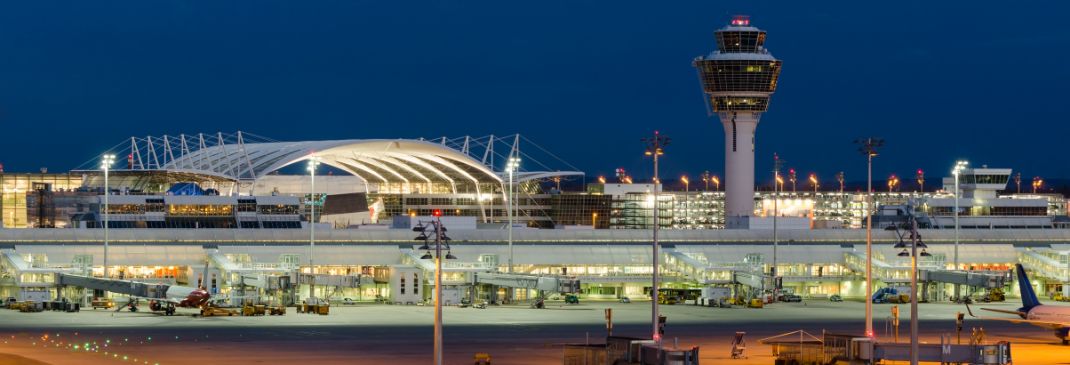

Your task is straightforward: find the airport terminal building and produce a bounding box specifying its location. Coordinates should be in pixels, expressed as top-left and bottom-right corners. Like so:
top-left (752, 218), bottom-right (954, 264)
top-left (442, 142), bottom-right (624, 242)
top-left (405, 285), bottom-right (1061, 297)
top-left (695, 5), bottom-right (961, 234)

top-left (1, 132), bottom-right (1068, 306)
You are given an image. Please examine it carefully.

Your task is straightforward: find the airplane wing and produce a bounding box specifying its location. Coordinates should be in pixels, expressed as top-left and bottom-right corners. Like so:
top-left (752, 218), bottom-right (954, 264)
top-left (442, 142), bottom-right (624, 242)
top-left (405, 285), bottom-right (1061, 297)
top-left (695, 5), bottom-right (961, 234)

top-left (973, 316), bottom-right (1066, 330)
top-left (980, 307), bottom-right (1025, 316)
top-left (967, 304), bottom-right (1066, 330)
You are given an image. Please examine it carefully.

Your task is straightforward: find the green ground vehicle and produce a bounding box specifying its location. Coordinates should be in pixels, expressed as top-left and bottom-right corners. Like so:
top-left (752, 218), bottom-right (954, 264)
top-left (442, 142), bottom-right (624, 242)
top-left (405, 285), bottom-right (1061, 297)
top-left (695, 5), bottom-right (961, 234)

top-left (564, 294), bottom-right (579, 304)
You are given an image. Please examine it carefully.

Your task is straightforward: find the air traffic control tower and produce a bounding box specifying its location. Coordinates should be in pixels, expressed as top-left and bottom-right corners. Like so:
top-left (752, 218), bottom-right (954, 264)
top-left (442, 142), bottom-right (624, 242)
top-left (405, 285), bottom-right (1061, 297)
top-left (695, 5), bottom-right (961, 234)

top-left (694, 16), bottom-right (783, 229)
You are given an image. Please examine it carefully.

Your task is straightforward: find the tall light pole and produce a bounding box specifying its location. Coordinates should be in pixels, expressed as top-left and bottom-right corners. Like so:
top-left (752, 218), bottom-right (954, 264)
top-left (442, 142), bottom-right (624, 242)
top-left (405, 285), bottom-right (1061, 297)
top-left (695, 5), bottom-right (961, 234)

top-left (836, 171), bottom-right (845, 194)
top-left (894, 204), bottom-right (931, 365)
top-left (809, 173), bottom-right (818, 194)
top-left (505, 156), bottom-right (520, 274)
top-left (772, 154), bottom-right (783, 300)
top-left (788, 168), bottom-right (797, 193)
top-left (307, 156), bottom-right (321, 301)
top-left (415, 210), bottom-right (456, 365)
top-left (915, 169), bottom-right (925, 192)
top-left (643, 131), bottom-right (669, 342)
top-left (681, 175), bottom-right (690, 227)
top-left (700, 171), bottom-right (710, 191)
top-left (857, 137), bottom-right (884, 338)
top-left (100, 154), bottom-right (115, 279)
top-left (952, 160), bottom-right (968, 301)
top-left (712, 175), bottom-right (720, 191)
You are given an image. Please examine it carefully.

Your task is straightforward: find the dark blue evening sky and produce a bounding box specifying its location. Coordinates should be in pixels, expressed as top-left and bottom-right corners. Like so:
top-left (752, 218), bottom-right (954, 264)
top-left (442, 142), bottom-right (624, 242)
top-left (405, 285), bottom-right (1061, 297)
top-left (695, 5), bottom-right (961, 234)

top-left (0, 1), bottom-right (1067, 187)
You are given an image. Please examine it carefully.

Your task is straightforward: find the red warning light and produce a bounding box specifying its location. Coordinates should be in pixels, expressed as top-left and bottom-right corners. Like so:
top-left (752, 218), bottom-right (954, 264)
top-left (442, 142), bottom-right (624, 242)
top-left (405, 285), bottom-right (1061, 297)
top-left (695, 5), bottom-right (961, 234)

top-left (432, 209), bottom-right (442, 217)
top-left (731, 15), bottom-right (750, 26)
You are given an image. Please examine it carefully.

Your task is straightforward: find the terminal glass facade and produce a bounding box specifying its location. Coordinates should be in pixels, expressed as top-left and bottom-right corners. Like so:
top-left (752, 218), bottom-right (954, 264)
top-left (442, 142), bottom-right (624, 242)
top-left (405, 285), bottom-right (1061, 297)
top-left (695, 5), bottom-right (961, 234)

top-left (1, 173), bottom-right (83, 228)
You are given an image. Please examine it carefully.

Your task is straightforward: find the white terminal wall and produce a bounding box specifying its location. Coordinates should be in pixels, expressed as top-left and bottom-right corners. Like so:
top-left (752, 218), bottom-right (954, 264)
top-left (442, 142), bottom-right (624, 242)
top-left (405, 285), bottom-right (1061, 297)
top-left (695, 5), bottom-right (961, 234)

top-left (251, 175), bottom-right (367, 196)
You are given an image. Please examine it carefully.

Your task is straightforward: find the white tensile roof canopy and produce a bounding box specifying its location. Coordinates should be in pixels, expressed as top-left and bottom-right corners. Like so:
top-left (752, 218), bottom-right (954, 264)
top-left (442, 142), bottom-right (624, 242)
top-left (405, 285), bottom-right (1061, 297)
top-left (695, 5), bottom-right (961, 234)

top-left (166, 138), bottom-right (501, 189)
top-left (93, 132), bottom-right (583, 192)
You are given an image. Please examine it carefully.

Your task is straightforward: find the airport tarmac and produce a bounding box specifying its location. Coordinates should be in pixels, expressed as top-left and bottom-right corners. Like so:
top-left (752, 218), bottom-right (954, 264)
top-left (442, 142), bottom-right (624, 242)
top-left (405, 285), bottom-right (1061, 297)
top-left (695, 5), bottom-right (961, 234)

top-left (0, 299), bottom-right (1066, 364)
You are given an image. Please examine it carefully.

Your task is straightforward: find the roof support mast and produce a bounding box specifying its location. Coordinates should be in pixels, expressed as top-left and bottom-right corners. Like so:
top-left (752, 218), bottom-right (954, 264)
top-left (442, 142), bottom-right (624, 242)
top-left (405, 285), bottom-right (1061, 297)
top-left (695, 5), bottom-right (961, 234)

top-left (178, 134), bottom-right (191, 170)
top-left (146, 136), bottom-right (161, 169)
top-left (162, 135), bottom-right (176, 166)
top-left (130, 137), bottom-right (144, 170)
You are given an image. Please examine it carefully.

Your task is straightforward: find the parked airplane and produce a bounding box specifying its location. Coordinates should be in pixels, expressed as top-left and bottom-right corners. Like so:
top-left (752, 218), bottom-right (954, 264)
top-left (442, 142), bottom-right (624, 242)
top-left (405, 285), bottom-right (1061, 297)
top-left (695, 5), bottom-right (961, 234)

top-left (113, 259), bottom-right (213, 315)
top-left (114, 284), bottom-right (210, 315)
top-left (967, 263), bottom-right (1070, 345)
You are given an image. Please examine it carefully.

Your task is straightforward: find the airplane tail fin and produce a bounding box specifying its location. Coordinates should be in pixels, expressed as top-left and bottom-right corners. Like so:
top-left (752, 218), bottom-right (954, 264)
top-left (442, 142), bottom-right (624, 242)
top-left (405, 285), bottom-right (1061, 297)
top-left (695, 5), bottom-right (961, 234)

top-left (1015, 263), bottom-right (1041, 310)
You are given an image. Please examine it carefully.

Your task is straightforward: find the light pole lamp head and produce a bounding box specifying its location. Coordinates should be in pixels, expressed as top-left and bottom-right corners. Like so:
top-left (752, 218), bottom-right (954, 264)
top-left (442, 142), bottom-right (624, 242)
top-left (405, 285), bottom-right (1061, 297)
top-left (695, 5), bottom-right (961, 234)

top-left (855, 138), bottom-right (884, 157)
top-left (952, 160), bottom-right (968, 175)
top-left (307, 157), bottom-right (322, 173)
top-left (506, 157), bottom-right (521, 173)
top-left (101, 154), bottom-right (116, 170)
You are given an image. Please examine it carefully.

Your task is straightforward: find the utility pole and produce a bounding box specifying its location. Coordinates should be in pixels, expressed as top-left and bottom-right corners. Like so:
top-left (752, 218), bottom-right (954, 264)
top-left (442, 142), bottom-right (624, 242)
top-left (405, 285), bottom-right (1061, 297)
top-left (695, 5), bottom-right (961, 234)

top-left (643, 131), bottom-right (669, 342)
top-left (857, 137), bottom-right (884, 338)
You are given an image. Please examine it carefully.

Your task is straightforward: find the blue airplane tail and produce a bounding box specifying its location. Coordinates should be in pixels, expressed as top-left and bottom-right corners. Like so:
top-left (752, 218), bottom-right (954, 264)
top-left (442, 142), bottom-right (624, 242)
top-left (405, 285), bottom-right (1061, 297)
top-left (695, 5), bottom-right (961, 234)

top-left (1016, 263), bottom-right (1041, 311)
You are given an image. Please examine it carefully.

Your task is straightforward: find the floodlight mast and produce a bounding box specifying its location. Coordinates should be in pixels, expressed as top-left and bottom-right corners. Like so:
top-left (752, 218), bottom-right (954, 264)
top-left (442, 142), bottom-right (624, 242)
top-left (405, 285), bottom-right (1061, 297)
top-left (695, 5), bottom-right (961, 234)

top-left (307, 156), bottom-right (321, 301)
top-left (856, 137), bottom-right (883, 338)
top-left (101, 154), bottom-right (116, 280)
top-left (642, 131), bottom-right (669, 342)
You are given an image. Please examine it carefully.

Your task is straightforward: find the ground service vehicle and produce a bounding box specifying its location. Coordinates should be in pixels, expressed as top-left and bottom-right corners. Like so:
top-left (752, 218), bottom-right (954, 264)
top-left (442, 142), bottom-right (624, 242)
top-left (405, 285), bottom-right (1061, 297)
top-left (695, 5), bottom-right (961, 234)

top-left (872, 287), bottom-right (899, 304)
top-left (781, 294), bottom-right (802, 303)
top-left (658, 288), bottom-right (701, 304)
top-left (201, 306), bottom-right (237, 317)
top-left (91, 298), bottom-right (115, 310)
top-left (242, 304), bottom-right (266, 316)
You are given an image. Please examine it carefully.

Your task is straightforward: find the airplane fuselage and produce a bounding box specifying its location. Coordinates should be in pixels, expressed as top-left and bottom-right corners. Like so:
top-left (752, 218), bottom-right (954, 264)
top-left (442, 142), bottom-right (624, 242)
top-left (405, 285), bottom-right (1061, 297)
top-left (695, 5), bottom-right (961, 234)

top-left (163, 286), bottom-right (210, 308)
top-left (1026, 305), bottom-right (1070, 325)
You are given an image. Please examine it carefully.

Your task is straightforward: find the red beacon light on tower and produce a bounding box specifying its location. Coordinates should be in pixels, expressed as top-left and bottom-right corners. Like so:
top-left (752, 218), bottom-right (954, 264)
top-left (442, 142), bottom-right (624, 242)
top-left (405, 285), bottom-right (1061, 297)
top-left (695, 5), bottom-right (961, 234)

top-left (731, 15), bottom-right (750, 26)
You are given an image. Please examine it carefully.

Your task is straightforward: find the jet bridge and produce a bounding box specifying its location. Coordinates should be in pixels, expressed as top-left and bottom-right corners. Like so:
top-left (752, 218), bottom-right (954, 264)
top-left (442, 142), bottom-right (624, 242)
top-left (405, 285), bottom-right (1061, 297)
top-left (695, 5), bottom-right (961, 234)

top-left (664, 248), bottom-right (768, 291)
top-left (922, 270), bottom-right (1011, 288)
top-left (55, 274), bottom-right (171, 300)
top-left (473, 272), bottom-right (580, 293)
